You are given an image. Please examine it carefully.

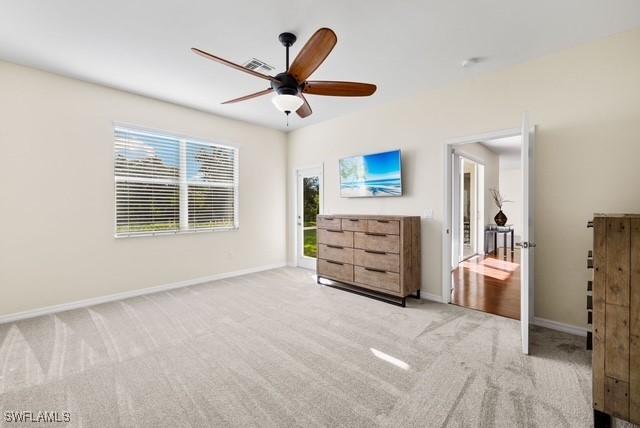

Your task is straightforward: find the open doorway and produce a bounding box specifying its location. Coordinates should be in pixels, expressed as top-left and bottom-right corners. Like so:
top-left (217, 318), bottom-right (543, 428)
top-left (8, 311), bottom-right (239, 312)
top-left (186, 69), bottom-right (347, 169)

top-left (462, 159), bottom-right (477, 259)
top-left (452, 156), bottom-right (485, 263)
top-left (450, 135), bottom-right (523, 320)
top-left (443, 119), bottom-right (535, 355)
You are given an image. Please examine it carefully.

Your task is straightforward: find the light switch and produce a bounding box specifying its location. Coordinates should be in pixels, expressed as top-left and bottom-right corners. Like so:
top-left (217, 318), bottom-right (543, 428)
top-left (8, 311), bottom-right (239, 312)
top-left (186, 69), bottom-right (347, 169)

top-left (424, 209), bottom-right (433, 219)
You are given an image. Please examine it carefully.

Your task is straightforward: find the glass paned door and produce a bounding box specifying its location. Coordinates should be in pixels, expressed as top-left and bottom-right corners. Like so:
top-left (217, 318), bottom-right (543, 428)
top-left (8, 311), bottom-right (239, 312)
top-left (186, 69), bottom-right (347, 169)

top-left (297, 167), bottom-right (322, 270)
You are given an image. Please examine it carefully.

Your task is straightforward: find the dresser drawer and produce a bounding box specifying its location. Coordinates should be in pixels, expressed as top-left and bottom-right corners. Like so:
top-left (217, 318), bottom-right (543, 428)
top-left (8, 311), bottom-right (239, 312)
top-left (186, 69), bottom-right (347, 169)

top-left (318, 229), bottom-right (354, 247)
top-left (367, 219), bottom-right (400, 235)
top-left (341, 218), bottom-right (367, 232)
top-left (318, 244), bottom-right (354, 264)
top-left (318, 216), bottom-right (341, 230)
top-left (318, 259), bottom-right (354, 282)
top-left (354, 266), bottom-right (400, 293)
top-left (354, 232), bottom-right (400, 253)
top-left (354, 249), bottom-right (399, 273)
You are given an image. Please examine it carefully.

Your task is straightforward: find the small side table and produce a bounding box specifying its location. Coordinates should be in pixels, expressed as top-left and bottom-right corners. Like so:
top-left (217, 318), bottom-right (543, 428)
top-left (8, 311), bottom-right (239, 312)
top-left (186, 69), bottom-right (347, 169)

top-left (484, 224), bottom-right (514, 257)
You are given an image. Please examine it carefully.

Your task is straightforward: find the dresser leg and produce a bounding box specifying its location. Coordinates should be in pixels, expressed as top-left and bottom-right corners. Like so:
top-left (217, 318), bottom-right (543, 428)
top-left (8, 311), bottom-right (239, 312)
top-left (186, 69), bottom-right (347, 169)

top-left (593, 409), bottom-right (611, 428)
top-left (416, 289), bottom-right (420, 299)
top-left (401, 297), bottom-right (406, 307)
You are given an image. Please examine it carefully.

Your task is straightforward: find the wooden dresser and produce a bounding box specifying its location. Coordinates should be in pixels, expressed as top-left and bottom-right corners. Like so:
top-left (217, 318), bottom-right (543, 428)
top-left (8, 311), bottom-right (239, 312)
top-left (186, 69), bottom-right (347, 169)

top-left (316, 214), bottom-right (421, 306)
top-left (589, 214), bottom-right (639, 427)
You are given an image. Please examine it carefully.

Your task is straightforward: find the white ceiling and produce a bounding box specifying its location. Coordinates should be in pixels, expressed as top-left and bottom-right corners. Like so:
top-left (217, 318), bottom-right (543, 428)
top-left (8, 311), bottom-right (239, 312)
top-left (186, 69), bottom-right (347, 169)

top-left (481, 135), bottom-right (521, 157)
top-left (1, 1), bottom-right (639, 132)
top-left (481, 135), bottom-right (522, 169)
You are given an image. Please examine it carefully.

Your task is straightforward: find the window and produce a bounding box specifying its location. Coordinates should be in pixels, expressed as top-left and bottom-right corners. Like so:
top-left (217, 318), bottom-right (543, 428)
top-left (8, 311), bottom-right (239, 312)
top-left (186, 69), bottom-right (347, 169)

top-left (114, 126), bottom-right (238, 237)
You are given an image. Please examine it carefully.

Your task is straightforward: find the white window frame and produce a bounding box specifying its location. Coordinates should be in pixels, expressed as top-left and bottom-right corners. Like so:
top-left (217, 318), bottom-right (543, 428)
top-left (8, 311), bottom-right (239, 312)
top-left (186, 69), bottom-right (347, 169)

top-left (113, 124), bottom-right (239, 238)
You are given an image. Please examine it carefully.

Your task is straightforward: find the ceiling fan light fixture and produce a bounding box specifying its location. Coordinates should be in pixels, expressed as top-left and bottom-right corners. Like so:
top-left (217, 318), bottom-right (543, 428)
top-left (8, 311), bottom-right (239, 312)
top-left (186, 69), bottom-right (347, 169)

top-left (271, 94), bottom-right (303, 114)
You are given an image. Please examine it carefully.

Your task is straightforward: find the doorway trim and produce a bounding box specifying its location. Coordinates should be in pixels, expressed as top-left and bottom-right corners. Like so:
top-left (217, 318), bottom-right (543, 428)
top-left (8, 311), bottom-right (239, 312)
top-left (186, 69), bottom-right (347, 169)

top-left (293, 164), bottom-right (324, 270)
top-left (441, 128), bottom-right (521, 303)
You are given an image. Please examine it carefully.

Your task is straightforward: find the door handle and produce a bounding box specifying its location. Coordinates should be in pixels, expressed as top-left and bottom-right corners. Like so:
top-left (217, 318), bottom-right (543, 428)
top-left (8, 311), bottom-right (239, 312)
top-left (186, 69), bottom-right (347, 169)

top-left (516, 242), bottom-right (536, 248)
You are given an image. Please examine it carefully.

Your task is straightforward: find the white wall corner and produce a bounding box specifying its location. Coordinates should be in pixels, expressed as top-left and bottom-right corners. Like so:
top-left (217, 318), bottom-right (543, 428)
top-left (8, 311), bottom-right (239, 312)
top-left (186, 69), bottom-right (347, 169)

top-left (420, 292), bottom-right (444, 303)
top-left (532, 317), bottom-right (587, 337)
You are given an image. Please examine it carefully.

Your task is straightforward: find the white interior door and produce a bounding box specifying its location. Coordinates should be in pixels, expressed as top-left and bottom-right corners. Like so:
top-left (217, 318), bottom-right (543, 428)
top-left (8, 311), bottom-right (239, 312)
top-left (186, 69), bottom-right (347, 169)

top-left (451, 154), bottom-right (462, 267)
top-left (477, 164), bottom-right (485, 256)
top-left (520, 114), bottom-right (536, 354)
top-left (458, 157), bottom-right (483, 262)
top-left (296, 167), bottom-right (323, 270)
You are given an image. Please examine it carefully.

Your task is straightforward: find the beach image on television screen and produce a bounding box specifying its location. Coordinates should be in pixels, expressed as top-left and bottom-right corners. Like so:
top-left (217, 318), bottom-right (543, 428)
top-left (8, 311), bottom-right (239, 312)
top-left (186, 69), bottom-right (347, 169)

top-left (340, 150), bottom-right (401, 197)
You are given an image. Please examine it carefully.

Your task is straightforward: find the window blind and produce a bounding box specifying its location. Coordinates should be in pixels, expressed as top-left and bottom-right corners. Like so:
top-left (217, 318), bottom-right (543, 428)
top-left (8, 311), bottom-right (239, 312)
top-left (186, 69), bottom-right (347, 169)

top-left (186, 141), bottom-right (237, 230)
top-left (114, 127), bottom-right (238, 236)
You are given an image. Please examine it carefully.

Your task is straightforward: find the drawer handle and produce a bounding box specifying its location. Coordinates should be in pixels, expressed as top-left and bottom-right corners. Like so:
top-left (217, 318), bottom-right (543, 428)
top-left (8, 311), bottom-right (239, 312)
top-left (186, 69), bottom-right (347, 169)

top-left (377, 220), bottom-right (390, 223)
top-left (324, 217), bottom-right (335, 220)
top-left (326, 229), bottom-right (343, 233)
top-left (364, 250), bottom-right (386, 255)
top-left (348, 219), bottom-right (359, 222)
top-left (364, 267), bottom-right (386, 273)
top-left (327, 244), bottom-right (344, 249)
top-left (365, 232), bottom-right (386, 237)
top-left (326, 260), bottom-right (344, 266)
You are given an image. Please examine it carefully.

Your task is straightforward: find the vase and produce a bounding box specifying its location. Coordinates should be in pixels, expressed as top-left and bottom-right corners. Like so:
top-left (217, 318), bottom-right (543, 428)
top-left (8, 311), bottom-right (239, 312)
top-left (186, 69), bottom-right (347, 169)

top-left (494, 210), bottom-right (507, 226)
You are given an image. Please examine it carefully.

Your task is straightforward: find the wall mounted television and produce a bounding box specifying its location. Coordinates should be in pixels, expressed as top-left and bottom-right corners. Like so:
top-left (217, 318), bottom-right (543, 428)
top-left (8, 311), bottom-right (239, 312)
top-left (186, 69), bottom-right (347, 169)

top-left (339, 149), bottom-right (402, 197)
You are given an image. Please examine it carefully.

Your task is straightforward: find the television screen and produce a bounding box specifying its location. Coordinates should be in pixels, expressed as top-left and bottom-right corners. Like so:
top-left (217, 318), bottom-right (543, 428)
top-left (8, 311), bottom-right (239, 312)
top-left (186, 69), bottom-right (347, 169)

top-left (339, 149), bottom-right (402, 197)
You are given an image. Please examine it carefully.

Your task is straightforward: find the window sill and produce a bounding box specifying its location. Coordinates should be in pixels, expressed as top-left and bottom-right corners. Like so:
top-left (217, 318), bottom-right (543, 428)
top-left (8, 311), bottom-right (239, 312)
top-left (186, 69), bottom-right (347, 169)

top-left (114, 226), bottom-right (239, 239)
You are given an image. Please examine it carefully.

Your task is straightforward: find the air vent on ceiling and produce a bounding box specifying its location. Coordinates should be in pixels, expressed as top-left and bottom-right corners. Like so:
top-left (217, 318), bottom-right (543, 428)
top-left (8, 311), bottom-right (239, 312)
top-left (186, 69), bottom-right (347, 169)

top-left (243, 58), bottom-right (275, 73)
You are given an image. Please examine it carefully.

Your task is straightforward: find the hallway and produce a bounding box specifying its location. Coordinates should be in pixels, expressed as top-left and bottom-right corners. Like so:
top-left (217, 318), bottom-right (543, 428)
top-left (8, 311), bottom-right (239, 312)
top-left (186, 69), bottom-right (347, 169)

top-left (451, 248), bottom-right (521, 320)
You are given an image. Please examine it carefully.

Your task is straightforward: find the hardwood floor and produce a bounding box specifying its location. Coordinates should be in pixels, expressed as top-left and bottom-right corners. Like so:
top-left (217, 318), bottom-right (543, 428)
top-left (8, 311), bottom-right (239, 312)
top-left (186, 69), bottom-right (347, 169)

top-left (451, 248), bottom-right (521, 320)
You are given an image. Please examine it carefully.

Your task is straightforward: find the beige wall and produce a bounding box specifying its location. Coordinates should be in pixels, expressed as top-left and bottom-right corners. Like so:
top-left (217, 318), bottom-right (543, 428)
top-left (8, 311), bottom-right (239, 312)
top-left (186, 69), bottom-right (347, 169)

top-left (0, 62), bottom-right (287, 317)
top-left (499, 162), bottom-right (523, 242)
top-left (288, 28), bottom-right (640, 328)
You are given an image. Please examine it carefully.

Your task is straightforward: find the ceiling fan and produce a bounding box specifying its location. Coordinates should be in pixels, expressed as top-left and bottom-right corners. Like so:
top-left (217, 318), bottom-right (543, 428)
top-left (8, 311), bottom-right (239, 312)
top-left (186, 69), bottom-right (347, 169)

top-left (192, 28), bottom-right (377, 122)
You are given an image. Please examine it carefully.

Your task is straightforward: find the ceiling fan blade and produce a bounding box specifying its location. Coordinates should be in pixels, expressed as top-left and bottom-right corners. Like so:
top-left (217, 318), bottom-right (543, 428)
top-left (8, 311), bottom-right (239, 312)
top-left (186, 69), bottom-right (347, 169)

top-left (296, 94), bottom-right (312, 118)
top-left (221, 88), bottom-right (273, 104)
top-left (303, 81), bottom-right (377, 97)
top-left (192, 47), bottom-right (274, 81)
top-left (288, 28), bottom-right (337, 82)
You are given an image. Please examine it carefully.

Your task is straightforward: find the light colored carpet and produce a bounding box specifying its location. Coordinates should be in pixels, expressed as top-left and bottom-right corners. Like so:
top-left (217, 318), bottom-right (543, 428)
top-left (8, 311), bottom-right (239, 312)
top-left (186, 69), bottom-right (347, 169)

top-left (0, 267), bottom-right (594, 427)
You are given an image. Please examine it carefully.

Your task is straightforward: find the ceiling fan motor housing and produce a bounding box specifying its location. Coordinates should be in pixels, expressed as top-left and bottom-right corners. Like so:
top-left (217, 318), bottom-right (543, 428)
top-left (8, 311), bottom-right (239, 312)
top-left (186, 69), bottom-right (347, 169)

top-left (271, 72), bottom-right (300, 96)
top-left (278, 32), bottom-right (297, 48)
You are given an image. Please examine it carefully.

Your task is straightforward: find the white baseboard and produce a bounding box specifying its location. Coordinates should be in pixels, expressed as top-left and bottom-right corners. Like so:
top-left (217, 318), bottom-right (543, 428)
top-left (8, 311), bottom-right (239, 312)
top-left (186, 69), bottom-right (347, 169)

top-left (420, 292), bottom-right (444, 303)
top-left (0, 262), bottom-right (287, 325)
top-left (532, 317), bottom-right (587, 337)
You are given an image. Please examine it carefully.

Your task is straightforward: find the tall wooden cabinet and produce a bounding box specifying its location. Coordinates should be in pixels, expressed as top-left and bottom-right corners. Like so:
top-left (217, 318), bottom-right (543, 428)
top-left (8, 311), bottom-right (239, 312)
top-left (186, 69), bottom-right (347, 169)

top-left (316, 214), bottom-right (421, 306)
top-left (589, 214), bottom-right (640, 427)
